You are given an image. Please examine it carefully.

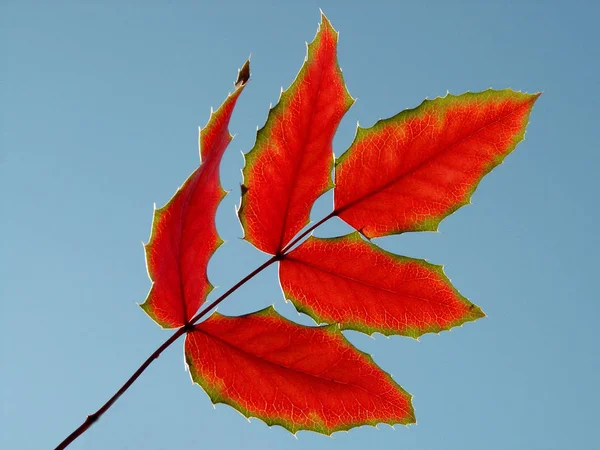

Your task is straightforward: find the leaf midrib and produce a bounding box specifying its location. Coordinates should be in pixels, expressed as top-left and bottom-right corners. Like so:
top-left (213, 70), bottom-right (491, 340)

top-left (284, 256), bottom-right (464, 309)
top-left (176, 148), bottom-right (221, 322)
top-left (191, 326), bottom-right (410, 413)
top-left (275, 53), bottom-right (328, 252)
top-left (335, 96), bottom-right (534, 215)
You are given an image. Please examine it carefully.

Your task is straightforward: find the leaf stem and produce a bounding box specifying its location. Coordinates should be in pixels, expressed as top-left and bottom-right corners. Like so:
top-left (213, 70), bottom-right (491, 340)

top-left (54, 210), bottom-right (336, 450)
top-left (188, 209), bottom-right (337, 325)
top-left (54, 326), bottom-right (187, 450)
top-left (280, 210), bottom-right (337, 255)
top-left (189, 255), bottom-right (278, 325)
top-left (54, 255), bottom-right (276, 450)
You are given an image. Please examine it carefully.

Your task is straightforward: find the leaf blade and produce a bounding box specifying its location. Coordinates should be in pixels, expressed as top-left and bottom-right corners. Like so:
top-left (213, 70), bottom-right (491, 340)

top-left (185, 307), bottom-right (414, 434)
top-left (280, 233), bottom-right (483, 338)
top-left (334, 90), bottom-right (540, 237)
top-left (238, 13), bottom-right (353, 254)
top-left (140, 64), bottom-right (248, 328)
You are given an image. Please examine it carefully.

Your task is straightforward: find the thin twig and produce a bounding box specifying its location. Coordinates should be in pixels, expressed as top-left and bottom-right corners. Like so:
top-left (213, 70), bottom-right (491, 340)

top-left (54, 327), bottom-right (187, 450)
top-left (54, 210), bottom-right (337, 449)
top-left (280, 210), bottom-right (337, 255)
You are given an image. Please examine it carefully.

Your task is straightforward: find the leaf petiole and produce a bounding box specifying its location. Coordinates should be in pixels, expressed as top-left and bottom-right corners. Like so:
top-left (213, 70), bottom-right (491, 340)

top-left (54, 212), bottom-right (334, 450)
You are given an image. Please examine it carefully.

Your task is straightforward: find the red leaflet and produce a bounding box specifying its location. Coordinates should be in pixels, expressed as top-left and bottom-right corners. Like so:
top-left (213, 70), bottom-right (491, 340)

top-left (140, 63), bottom-right (249, 328)
top-left (280, 233), bottom-right (483, 337)
top-left (238, 13), bottom-right (353, 254)
top-left (185, 307), bottom-right (414, 434)
top-left (334, 90), bottom-right (541, 238)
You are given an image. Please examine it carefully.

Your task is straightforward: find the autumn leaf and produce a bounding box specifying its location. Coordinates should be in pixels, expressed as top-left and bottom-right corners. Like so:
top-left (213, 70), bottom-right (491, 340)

top-left (334, 90), bottom-right (540, 238)
top-left (280, 233), bottom-right (483, 338)
top-left (140, 61), bottom-right (250, 328)
top-left (185, 306), bottom-right (414, 434)
top-left (238, 13), bottom-right (353, 255)
top-left (51, 9), bottom-right (545, 448)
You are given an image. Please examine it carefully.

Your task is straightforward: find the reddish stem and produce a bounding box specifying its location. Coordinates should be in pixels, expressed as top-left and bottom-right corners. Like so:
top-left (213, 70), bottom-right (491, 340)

top-left (280, 210), bottom-right (337, 255)
top-left (54, 211), bottom-right (337, 450)
top-left (188, 255), bottom-right (278, 325)
top-left (54, 326), bottom-right (187, 450)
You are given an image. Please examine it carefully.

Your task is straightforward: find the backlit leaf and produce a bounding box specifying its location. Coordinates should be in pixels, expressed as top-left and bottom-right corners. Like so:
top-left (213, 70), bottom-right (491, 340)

top-left (280, 233), bottom-right (483, 337)
top-left (140, 62), bottom-right (249, 328)
top-left (185, 306), bottom-right (414, 434)
top-left (334, 90), bottom-right (540, 238)
top-left (238, 13), bottom-right (354, 254)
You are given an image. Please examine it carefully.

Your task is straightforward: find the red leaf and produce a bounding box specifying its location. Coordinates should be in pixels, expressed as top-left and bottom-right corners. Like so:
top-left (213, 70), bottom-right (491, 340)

top-left (238, 13), bottom-right (353, 255)
top-left (140, 62), bottom-right (249, 328)
top-left (185, 307), bottom-right (414, 434)
top-left (280, 233), bottom-right (483, 337)
top-left (334, 90), bottom-right (540, 238)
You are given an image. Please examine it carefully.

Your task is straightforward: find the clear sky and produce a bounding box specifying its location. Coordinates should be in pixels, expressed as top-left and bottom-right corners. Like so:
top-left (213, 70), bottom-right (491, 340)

top-left (2, 1), bottom-right (598, 449)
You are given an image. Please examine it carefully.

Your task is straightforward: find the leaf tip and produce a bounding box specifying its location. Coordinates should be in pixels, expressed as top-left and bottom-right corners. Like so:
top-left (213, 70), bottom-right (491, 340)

top-left (318, 8), bottom-right (329, 26)
top-left (235, 59), bottom-right (251, 88)
top-left (470, 304), bottom-right (486, 320)
top-left (318, 9), bottom-right (338, 36)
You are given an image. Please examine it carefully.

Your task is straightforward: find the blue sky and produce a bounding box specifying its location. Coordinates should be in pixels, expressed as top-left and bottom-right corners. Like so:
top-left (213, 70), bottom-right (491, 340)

top-left (2, 1), bottom-right (598, 449)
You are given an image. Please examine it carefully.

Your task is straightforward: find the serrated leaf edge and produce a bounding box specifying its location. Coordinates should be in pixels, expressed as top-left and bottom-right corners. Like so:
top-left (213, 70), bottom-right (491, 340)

top-left (280, 232), bottom-right (485, 339)
top-left (184, 305), bottom-right (415, 435)
top-left (334, 89), bottom-right (541, 238)
top-left (237, 11), bottom-right (355, 254)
